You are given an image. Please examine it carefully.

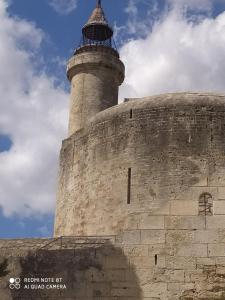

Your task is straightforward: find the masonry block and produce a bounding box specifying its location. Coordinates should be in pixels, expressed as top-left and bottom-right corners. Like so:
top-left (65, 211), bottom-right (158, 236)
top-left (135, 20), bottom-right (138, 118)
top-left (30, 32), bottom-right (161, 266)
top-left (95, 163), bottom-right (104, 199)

top-left (170, 201), bottom-right (198, 215)
top-left (139, 215), bottom-right (165, 230)
top-left (165, 216), bottom-right (205, 229)
top-left (166, 230), bottom-right (194, 244)
top-left (197, 257), bottom-right (216, 266)
top-left (123, 245), bottom-right (148, 257)
top-left (120, 230), bottom-right (141, 245)
top-left (218, 187), bottom-right (225, 199)
top-left (194, 229), bottom-right (225, 243)
top-left (176, 244), bottom-right (208, 257)
top-left (206, 216), bottom-right (225, 229)
top-left (141, 230), bottom-right (166, 244)
top-left (142, 282), bottom-right (167, 298)
top-left (213, 200), bottom-right (225, 215)
top-left (166, 256), bottom-right (196, 270)
top-left (208, 243), bottom-right (225, 257)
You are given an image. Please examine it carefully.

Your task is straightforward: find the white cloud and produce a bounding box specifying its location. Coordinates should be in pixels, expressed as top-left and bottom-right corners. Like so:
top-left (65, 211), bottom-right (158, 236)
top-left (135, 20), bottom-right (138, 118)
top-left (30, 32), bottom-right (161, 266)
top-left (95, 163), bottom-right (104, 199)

top-left (49, 0), bottom-right (77, 15)
top-left (115, 0), bottom-right (159, 41)
top-left (0, 0), bottom-right (69, 217)
top-left (119, 1), bottom-right (225, 99)
top-left (168, 0), bottom-right (213, 12)
top-left (1, 0), bottom-right (225, 219)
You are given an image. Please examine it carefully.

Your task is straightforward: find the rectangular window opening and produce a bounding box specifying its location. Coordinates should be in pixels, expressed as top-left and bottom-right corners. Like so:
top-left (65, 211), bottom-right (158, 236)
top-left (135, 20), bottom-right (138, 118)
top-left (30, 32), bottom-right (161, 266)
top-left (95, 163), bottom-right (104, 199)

top-left (155, 254), bottom-right (158, 265)
top-left (127, 168), bottom-right (131, 204)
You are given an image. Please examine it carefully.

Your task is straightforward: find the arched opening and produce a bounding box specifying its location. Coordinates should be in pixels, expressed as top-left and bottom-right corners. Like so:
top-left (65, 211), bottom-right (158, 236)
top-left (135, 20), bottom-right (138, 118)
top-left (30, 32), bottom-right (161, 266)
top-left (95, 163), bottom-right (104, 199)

top-left (198, 192), bottom-right (213, 216)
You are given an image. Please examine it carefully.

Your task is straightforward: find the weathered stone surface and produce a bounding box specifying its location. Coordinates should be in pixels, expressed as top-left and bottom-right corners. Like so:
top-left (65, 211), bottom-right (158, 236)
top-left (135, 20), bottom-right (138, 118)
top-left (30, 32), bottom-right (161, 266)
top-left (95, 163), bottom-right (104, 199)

top-left (214, 200), bottom-right (225, 214)
top-left (140, 230), bottom-right (166, 244)
top-left (194, 229), bottom-right (225, 243)
top-left (55, 93), bottom-right (225, 239)
top-left (118, 230), bottom-right (141, 245)
top-left (166, 230), bottom-right (194, 244)
top-left (0, 238), bottom-right (142, 299)
top-left (176, 244), bottom-right (208, 257)
top-left (165, 216), bottom-right (205, 229)
top-left (170, 200), bottom-right (198, 215)
top-left (218, 187), bottom-right (225, 199)
top-left (1, 232), bottom-right (225, 299)
top-left (139, 215), bottom-right (165, 230)
top-left (67, 48), bottom-right (125, 135)
top-left (208, 243), bottom-right (225, 256)
top-left (166, 256), bottom-right (196, 270)
top-left (206, 216), bottom-right (225, 229)
top-left (52, 91), bottom-right (225, 299)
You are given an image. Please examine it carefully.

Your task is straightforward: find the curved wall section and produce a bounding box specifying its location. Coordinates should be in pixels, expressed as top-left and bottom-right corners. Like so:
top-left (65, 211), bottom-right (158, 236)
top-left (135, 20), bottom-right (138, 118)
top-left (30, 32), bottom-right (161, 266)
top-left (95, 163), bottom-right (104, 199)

top-left (54, 93), bottom-right (225, 237)
top-left (67, 49), bottom-right (125, 135)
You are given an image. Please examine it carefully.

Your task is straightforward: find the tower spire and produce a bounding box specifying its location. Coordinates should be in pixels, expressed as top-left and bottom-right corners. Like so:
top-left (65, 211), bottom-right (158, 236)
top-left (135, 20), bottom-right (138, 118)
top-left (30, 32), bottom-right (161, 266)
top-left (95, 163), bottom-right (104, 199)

top-left (86, 1), bottom-right (108, 28)
top-left (81, 0), bottom-right (113, 44)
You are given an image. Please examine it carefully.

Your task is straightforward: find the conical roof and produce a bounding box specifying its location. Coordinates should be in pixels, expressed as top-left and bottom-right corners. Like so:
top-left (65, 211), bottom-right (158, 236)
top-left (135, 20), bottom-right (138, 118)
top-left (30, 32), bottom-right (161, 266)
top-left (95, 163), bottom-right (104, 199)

top-left (86, 0), bottom-right (108, 26)
top-left (82, 0), bottom-right (113, 41)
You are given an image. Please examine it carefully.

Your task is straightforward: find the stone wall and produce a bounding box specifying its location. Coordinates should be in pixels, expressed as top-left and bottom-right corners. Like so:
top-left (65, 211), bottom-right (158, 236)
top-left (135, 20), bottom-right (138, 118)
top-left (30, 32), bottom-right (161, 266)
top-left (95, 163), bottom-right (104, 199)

top-left (67, 47), bottom-right (125, 135)
top-left (55, 92), bottom-right (225, 237)
top-left (0, 237), bottom-right (143, 299)
top-left (0, 235), bottom-right (225, 299)
top-left (50, 92), bottom-right (225, 299)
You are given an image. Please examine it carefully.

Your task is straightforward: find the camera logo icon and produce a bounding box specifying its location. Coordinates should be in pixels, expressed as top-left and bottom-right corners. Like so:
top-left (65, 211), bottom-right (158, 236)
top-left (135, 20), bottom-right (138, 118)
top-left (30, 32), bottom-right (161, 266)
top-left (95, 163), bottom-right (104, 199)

top-left (9, 278), bottom-right (21, 289)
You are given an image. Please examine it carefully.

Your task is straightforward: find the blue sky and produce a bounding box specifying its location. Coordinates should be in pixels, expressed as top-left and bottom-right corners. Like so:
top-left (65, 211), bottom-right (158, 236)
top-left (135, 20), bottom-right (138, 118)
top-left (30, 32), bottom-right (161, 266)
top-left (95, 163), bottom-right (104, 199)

top-left (9, 1), bottom-right (124, 62)
top-left (1, 0), bottom-right (225, 238)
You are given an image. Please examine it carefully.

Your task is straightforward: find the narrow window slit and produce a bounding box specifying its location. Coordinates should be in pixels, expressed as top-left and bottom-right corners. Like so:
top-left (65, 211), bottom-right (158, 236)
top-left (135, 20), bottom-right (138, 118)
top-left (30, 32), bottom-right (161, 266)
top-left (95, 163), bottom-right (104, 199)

top-left (155, 254), bottom-right (158, 265)
top-left (130, 109), bottom-right (133, 119)
top-left (127, 168), bottom-right (131, 204)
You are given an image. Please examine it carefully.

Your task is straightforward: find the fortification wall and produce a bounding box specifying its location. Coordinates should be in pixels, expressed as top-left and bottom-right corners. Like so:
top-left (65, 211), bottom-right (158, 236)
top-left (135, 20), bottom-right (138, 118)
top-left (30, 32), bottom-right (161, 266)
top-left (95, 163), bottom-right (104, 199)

top-left (55, 92), bottom-right (225, 236)
top-left (51, 92), bottom-right (225, 299)
top-left (0, 235), bottom-right (225, 299)
top-left (0, 237), bottom-right (143, 299)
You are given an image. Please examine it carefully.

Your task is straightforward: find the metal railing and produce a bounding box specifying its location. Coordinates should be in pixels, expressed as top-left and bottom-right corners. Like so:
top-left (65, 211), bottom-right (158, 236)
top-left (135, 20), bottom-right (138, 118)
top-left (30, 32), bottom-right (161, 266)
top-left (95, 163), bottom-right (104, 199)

top-left (38, 235), bottom-right (116, 250)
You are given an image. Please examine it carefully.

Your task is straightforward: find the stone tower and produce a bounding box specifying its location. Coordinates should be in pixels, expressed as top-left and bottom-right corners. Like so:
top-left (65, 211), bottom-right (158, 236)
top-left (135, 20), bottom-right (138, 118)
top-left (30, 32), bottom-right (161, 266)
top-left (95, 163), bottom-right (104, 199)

top-left (54, 1), bottom-right (225, 237)
top-left (52, 3), bottom-right (225, 298)
top-left (67, 0), bottom-right (124, 135)
top-left (54, 0), bottom-right (125, 236)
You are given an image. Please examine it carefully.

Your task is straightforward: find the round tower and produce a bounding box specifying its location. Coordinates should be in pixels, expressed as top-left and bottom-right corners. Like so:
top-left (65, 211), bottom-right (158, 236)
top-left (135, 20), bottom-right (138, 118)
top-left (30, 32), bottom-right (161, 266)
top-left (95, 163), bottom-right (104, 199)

top-left (55, 91), bottom-right (225, 237)
top-left (67, 0), bottom-right (125, 135)
top-left (53, 3), bottom-right (225, 299)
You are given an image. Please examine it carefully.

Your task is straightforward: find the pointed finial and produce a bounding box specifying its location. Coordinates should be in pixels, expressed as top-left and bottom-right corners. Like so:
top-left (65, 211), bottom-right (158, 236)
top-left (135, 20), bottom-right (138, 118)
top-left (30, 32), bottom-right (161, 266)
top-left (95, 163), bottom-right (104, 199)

top-left (97, 0), bottom-right (101, 7)
top-left (82, 0), bottom-right (113, 42)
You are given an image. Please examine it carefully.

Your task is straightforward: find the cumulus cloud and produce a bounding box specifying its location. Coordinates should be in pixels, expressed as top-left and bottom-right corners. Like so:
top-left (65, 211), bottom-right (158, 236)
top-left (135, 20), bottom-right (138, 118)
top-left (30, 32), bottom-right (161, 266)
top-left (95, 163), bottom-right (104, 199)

top-left (0, 0), bottom-right (69, 216)
top-left (1, 0), bottom-right (225, 219)
top-left (49, 0), bottom-right (77, 15)
top-left (114, 0), bottom-right (160, 44)
top-left (119, 0), bottom-right (225, 99)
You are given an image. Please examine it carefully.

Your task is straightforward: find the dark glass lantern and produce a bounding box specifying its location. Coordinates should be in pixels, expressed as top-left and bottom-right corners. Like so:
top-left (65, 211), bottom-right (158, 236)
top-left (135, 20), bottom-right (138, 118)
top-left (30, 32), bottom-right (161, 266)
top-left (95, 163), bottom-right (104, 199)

top-left (77, 0), bottom-right (117, 50)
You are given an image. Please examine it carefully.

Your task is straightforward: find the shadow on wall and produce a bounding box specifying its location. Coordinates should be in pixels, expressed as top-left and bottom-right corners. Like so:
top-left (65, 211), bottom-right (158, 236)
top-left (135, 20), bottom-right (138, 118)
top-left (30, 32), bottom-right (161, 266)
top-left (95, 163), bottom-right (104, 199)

top-left (1, 242), bottom-right (143, 299)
